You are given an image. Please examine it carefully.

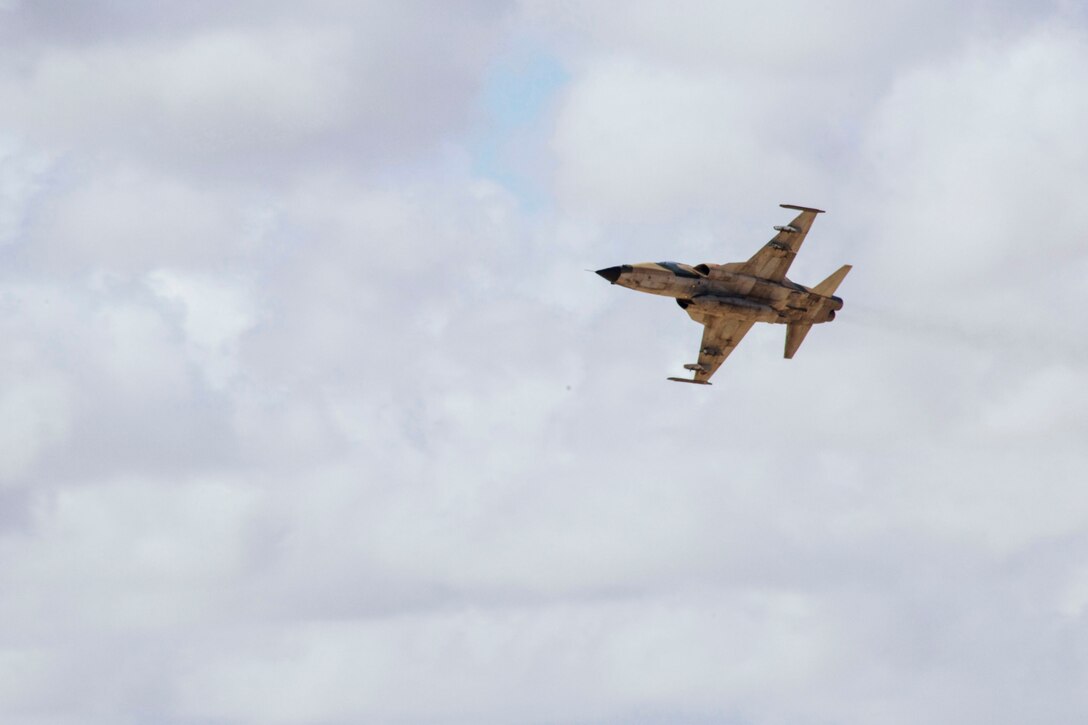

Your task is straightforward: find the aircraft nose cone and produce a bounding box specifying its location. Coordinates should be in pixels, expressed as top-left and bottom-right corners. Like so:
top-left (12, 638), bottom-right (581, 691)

top-left (596, 266), bottom-right (623, 283)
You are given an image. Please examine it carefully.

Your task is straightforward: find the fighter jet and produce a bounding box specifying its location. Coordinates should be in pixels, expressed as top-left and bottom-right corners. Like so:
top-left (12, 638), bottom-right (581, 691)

top-left (595, 204), bottom-right (851, 385)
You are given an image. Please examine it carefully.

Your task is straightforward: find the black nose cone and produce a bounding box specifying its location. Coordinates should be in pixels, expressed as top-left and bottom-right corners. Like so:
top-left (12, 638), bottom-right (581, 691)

top-left (596, 266), bottom-right (622, 283)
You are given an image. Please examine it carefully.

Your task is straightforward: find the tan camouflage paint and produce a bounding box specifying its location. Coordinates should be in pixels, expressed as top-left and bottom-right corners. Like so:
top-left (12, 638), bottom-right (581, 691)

top-left (595, 204), bottom-right (851, 384)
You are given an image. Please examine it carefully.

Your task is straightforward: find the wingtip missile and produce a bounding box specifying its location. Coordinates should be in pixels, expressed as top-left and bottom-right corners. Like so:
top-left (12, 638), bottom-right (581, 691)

top-left (780, 203), bottom-right (825, 214)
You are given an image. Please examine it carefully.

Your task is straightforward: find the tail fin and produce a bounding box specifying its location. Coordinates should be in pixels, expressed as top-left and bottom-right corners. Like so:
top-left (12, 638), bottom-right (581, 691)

top-left (812, 264), bottom-right (852, 297)
top-left (784, 322), bottom-right (812, 359)
top-left (787, 264), bottom-right (850, 358)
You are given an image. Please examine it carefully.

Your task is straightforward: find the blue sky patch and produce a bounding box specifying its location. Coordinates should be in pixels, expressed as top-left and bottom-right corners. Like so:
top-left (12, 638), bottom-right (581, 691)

top-left (469, 46), bottom-right (569, 210)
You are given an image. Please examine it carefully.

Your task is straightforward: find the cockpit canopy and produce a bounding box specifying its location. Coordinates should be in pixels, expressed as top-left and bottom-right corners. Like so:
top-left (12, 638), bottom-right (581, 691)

top-left (656, 261), bottom-right (703, 278)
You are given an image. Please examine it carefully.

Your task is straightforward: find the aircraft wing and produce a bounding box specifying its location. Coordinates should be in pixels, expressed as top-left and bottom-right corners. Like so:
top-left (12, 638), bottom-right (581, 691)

top-left (742, 204), bottom-right (825, 282)
top-left (671, 318), bottom-right (754, 384)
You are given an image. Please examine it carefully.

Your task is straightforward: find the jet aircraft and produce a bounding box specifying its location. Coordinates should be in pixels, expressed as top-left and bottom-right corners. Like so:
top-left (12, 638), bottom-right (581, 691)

top-left (595, 204), bottom-right (851, 384)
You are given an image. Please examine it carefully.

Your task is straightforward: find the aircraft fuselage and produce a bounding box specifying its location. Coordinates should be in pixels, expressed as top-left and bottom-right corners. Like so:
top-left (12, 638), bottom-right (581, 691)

top-left (596, 262), bottom-right (843, 325)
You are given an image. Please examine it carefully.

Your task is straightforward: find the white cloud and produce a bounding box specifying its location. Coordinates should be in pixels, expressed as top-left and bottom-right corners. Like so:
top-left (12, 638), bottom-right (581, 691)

top-left (2, 27), bottom-right (354, 159)
top-left (169, 592), bottom-right (842, 723)
top-left (0, 138), bottom-right (53, 248)
top-left (552, 57), bottom-right (824, 221)
top-left (0, 371), bottom-right (72, 482)
top-left (856, 24), bottom-right (1088, 292)
top-left (147, 269), bottom-right (259, 388)
top-left (22, 162), bottom-right (262, 273)
top-left (0, 475), bottom-right (263, 720)
top-left (982, 364), bottom-right (1088, 438)
top-left (0, 3), bottom-right (506, 177)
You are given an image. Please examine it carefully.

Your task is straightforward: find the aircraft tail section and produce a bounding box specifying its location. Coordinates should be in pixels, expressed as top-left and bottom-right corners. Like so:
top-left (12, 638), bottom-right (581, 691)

top-left (784, 322), bottom-right (812, 359)
top-left (812, 264), bottom-right (852, 297)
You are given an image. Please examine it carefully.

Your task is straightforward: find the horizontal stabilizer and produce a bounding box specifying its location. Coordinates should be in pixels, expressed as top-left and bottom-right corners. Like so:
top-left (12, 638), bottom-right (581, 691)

top-left (784, 322), bottom-right (813, 359)
top-left (812, 264), bottom-right (852, 297)
top-left (667, 377), bottom-right (712, 385)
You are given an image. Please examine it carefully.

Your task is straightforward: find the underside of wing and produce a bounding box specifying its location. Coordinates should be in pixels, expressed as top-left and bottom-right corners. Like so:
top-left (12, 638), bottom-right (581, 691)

top-left (741, 204), bottom-right (825, 282)
top-left (674, 318), bottom-right (754, 384)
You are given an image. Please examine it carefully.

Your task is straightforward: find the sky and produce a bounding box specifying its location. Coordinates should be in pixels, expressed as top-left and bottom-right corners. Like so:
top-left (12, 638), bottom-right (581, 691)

top-left (1, 1), bottom-right (1088, 723)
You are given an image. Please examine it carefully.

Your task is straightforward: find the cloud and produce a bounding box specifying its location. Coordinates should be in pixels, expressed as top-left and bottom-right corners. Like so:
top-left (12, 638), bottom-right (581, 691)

top-left (0, 138), bottom-right (53, 248)
top-left (856, 24), bottom-right (1088, 289)
top-left (146, 269), bottom-right (259, 389)
top-left (2, 2), bottom-right (1088, 724)
top-left (552, 57), bottom-right (825, 221)
top-left (0, 2), bottom-right (507, 178)
top-left (981, 364), bottom-right (1088, 439)
top-left (0, 368), bottom-right (72, 482)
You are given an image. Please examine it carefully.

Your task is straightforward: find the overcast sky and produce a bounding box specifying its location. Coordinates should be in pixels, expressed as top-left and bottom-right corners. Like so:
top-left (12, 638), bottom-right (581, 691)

top-left (2, 1), bottom-right (1088, 723)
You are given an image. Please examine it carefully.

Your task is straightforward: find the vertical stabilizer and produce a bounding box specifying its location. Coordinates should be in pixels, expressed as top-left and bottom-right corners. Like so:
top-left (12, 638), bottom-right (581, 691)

top-left (812, 264), bottom-right (852, 297)
top-left (784, 322), bottom-right (813, 359)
